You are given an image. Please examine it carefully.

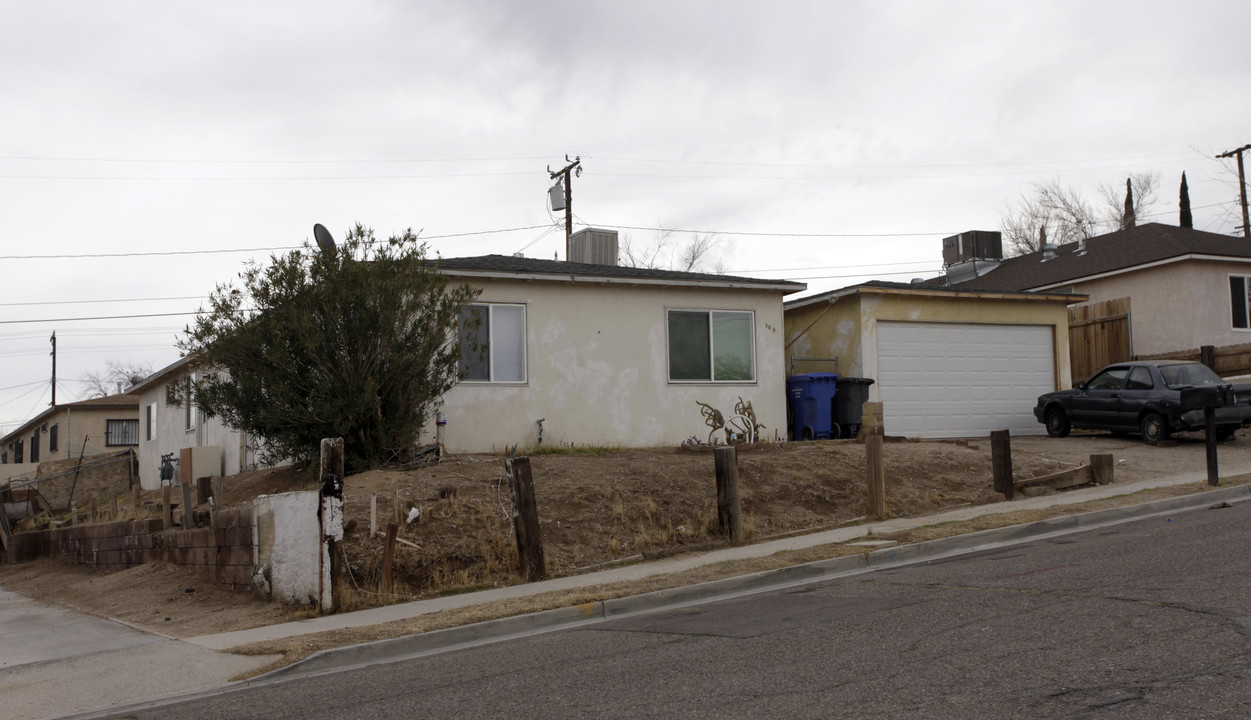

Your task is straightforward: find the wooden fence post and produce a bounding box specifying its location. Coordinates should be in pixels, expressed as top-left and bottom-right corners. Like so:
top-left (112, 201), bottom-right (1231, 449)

top-left (319, 437), bottom-right (345, 611)
top-left (1090, 453), bottom-right (1114, 485)
top-left (212, 477), bottom-right (224, 508)
top-left (1200, 345), bottom-right (1216, 370)
top-left (713, 446), bottom-right (744, 543)
top-left (180, 480), bottom-right (194, 528)
top-left (991, 430), bottom-right (1014, 500)
top-left (506, 456), bottom-right (546, 581)
top-left (132, 486), bottom-right (142, 515)
top-left (865, 434), bottom-right (886, 518)
top-left (380, 523), bottom-right (398, 594)
top-left (161, 486), bottom-right (172, 527)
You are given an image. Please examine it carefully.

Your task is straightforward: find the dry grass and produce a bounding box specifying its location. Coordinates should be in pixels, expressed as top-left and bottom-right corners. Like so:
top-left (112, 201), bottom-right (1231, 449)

top-left (225, 474), bottom-right (1251, 679)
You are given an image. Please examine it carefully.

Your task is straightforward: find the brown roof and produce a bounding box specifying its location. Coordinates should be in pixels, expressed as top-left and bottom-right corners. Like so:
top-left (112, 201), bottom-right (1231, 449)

top-left (1, 394), bottom-right (138, 445)
top-left (946, 223), bottom-right (1251, 292)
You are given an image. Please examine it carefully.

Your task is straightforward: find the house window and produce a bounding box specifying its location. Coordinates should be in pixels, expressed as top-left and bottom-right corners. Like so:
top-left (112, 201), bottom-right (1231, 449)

top-left (13, 439), bottom-right (22, 463)
top-left (29, 431), bottom-right (39, 463)
top-left (1232, 275), bottom-right (1251, 330)
top-left (457, 303), bottom-right (527, 382)
top-left (106, 419), bottom-right (140, 447)
top-left (1, 450), bottom-right (6, 464)
top-left (49, 424), bottom-right (58, 453)
top-left (667, 309), bottom-right (756, 382)
top-left (146, 403), bottom-right (156, 441)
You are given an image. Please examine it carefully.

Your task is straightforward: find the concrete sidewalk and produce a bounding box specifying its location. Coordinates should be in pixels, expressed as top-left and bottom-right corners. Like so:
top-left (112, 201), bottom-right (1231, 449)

top-left (185, 464), bottom-right (1246, 651)
top-left (9, 463), bottom-right (1250, 720)
top-left (0, 588), bottom-right (276, 720)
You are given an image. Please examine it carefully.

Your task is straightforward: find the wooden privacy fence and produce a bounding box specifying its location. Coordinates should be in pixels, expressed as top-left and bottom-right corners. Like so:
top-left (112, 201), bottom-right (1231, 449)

top-left (1068, 297), bottom-right (1132, 382)
top-left (1137, 341), bottom-right (1251, 378)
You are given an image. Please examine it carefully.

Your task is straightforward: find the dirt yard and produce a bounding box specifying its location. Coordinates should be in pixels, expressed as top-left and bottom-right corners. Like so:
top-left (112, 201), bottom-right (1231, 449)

top-left (2, 431), bottom-right (1247, 641)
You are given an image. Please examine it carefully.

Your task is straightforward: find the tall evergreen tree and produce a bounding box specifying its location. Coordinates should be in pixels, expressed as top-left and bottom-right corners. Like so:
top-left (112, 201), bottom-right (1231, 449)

top-left (1179, 171), bottom-right (1193, 228)
top-left (1121, 178), bottom-right (1136, 230)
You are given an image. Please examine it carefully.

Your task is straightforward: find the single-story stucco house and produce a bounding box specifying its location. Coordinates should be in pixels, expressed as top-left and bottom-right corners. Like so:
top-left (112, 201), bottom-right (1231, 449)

top-left (431, 243), bottom-right (806, 452)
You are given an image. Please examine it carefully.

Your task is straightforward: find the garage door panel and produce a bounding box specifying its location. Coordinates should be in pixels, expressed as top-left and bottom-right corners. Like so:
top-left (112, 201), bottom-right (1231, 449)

top-left (877, 321), bottom-right (1053, 439)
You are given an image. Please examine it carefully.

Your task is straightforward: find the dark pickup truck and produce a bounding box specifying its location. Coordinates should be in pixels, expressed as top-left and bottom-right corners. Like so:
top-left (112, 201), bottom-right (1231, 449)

top-left (1033, 360), bottom-right (1251, 445)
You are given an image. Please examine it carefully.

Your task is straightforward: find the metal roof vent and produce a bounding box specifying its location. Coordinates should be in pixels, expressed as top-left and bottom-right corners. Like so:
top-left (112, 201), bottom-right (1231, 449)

top-left (1042, 243), bottom-right (1057, 261)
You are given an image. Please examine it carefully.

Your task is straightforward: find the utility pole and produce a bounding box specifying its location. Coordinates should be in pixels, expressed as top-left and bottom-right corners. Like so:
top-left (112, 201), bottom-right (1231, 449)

top-left (1216, 144), bottom-right (1251, 240)
top-left (49, 331), bottom-right (56, 407)
top-left (548, 155), bottom-right (581, 259)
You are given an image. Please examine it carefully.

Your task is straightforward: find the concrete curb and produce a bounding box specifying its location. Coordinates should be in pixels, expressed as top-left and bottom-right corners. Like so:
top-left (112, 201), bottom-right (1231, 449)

top-left (261, 483), bottom-right (1251, 681)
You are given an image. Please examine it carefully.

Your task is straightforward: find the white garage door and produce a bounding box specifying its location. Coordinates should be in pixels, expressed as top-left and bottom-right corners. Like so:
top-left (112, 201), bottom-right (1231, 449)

top-left (876, 321), bottom-right (1055, 438)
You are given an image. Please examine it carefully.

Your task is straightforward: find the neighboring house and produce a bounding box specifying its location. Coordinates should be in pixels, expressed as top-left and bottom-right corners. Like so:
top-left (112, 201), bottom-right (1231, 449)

top-left (785, 281), bottom-right (1083, 439)
top-left (941, 223), bottom-right (1251, 378)
top-left (0, 395), bottom-right (140, 484)
top-left (127, 355), bottom-right (257, 490)
top-left (432, 242), bottom-right (806, 452)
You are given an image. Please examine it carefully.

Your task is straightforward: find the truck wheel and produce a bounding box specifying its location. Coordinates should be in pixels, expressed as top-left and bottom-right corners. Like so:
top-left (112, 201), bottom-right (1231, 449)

top-left (1216, 426), bottom-right (1238, 442)
top-left (1045, 407), bottom-right (1071, 438)
top-left (1140, 412), bottom-right (1168, 445)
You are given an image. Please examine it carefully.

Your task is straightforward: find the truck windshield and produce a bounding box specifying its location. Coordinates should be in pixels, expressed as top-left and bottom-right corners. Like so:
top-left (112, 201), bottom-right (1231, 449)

top-left (1158, 363), bottom-right (1224, 389)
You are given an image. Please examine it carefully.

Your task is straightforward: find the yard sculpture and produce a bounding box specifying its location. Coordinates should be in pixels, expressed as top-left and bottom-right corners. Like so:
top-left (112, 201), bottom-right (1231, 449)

top-left (727, 396), bottom-right (765, 443)
top-left (696, 398), bottom-right (766, 444)
top-left (696, 401), bottom-right (725, 444)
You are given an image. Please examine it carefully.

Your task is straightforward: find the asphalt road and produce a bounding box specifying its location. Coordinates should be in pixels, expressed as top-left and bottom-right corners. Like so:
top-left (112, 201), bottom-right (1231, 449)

top-left (118, 501), bottom-right (1251, 719)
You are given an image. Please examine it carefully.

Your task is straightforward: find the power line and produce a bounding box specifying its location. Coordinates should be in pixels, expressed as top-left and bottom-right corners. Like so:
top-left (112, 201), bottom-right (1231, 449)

top-left (0, 295), bottom-right (206, 308)
top-left (584, 151), bottom-right (1196, 170)
top-left (0, 311), bottom-right (197, 326)
top-left (0, 224), bottom-right (555, 260)
top-left (0, 154), bottom-right (554, 164)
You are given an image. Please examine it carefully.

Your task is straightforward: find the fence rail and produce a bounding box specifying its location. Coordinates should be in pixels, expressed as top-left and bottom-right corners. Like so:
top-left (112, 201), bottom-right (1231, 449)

top-left (1136, 341), bottom-right (1251, 378)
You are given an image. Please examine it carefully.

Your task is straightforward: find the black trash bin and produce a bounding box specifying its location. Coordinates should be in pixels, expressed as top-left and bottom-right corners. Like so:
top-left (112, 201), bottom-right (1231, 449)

top-left (831, 377), bottom-right (875, 439)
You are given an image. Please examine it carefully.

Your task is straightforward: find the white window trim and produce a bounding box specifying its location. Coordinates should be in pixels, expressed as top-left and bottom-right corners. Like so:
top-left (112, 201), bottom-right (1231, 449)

top-left (184, 374), bottom-right (197, 432)
top-left (146, 403), bottom-right (157, 442)
top-left (459, 302), bottom-right (529, 384)
top-left (1231, 273), bottom-right (1251, 332)
top-left (665, 308), bottom-right (758, 384)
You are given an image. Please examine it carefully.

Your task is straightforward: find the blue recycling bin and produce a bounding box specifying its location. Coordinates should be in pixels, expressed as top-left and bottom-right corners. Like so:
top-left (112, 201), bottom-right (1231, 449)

top-left (787, 372), bottom-right (838, 441)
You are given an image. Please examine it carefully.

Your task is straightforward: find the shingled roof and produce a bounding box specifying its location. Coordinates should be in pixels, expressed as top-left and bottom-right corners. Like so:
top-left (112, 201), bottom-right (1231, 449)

top-left (947, 223), bottom-right (1251, 292)
top-left (434, 254), bottom-right (806, 293)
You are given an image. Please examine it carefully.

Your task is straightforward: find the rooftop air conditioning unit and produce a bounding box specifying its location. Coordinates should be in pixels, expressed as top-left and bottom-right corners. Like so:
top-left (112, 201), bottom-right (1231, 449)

top-left (569, 228), bottom-right (619, 266)
top-left (942, 230), bottom-right (1003, 267)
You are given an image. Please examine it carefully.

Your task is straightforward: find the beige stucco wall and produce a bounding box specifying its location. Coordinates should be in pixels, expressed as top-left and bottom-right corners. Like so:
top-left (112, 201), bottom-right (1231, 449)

top-left (135, 371), bottom-right (248, 490)
top-left (1, 406), bottom-right (137, 484)
top-left (785, 290), bottom-right (1075, 399)
top-left (1061, 259), bottom-right (1251, 356)
top-left (430, 278), bottom-right (791, 452)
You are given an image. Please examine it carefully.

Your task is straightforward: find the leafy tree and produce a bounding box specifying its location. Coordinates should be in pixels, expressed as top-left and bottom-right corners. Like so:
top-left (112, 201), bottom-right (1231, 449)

top-left (178, 225), bottom-right (478, 471)
top-left (79, 360), bottom-right (153, 399)
top-left (1179, 172), bottom-right (1193, 228)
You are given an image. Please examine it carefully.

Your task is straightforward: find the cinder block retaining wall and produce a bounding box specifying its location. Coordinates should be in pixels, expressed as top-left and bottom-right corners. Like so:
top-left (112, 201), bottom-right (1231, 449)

top-left (6, 507), bottom-right (256, 590)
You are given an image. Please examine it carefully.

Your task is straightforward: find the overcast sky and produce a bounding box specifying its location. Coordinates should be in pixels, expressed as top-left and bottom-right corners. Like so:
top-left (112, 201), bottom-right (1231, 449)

top-left (3, 0), bottom-right (1250, 434)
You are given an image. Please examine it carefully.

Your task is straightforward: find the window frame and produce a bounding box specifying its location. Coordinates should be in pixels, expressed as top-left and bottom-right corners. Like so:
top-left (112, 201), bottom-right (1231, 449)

top-left (105, 418), bottom-right (140, 447)
top-left (49, 423), bottom-right (58, 453)
top-left (14, 438), bottom-right (22, 464)
top-left (184, 375), bottom-right (197, 432)
top-left (29, 430), bottom-right (39, 463)
top-left (665, 308), bottom-right (757, 384)
top-left (146, 403), bottom-right (157, 442)
top-left (456, 302), bottom-right (529, 384)
top-left (1231, 274), bottom-right (1251, 331)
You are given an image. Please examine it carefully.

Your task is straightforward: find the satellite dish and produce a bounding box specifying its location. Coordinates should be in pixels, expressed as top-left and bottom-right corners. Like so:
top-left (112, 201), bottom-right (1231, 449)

top-left (313, 223), bottom-right (337, 257)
